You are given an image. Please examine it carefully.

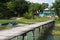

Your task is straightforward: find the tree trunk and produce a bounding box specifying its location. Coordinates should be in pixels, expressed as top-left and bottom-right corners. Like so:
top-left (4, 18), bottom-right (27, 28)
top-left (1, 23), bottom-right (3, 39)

top-left (17, 14), bottom-right (20, 17)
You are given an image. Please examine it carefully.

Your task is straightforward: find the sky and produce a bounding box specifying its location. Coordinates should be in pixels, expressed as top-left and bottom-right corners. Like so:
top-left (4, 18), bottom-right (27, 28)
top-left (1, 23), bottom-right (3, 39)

top-left (26, 0), bottom-right (55, 6)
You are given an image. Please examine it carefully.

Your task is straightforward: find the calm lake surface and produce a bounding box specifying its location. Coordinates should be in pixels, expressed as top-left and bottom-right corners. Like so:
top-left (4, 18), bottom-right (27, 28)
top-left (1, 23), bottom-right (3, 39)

top-left (12, 27), bottom-right (60, 40)
top-left (11, 33), bottom-right (60, 40)
top-left (46, 35), bottom-right (60, 40)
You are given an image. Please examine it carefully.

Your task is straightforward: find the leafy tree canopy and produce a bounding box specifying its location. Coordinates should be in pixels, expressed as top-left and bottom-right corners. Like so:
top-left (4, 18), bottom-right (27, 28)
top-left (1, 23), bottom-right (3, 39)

top-left (53, 0), bottom-right (60, 19)
top-left (42, 3), bottom-right (49, 9)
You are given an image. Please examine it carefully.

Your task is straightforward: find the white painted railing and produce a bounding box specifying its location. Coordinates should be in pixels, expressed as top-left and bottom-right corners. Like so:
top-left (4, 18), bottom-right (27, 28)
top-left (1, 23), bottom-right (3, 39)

top-left (0, 20), bottom-right (55, 40)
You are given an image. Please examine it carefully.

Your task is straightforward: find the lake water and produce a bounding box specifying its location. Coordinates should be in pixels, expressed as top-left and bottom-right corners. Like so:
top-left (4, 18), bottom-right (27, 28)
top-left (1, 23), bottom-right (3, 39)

top-left (11, 27), bottom-right (60, 40)
top-left (46, 35), bottom-right (60, 40)
top-left (11, 33), bottom-right (60, 40)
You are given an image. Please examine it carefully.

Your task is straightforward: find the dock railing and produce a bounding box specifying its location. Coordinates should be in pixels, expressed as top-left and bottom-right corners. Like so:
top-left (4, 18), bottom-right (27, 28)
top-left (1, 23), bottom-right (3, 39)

top-left (0, 19), bottom-right (55, 40)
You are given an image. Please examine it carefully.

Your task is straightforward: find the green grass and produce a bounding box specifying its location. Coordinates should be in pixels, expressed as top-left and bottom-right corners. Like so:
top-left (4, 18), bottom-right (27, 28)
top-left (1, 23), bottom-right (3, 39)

top-left (52, 18), bottom-right (60, 36)
top-left (0, 17), bottom-right (51, 30)
top-left (0, 26), bottom-right (12, 30)
top-left (55, 18), bottom-right (60, 24)
top-left (0, 19), bottom-right (16, 30)
top-left (0, 19), bottom-right (16, 23)
top-left (0, 17), bottom-right (51, 24)
top-left (17, 17), bottom-right (51, 24)
top-left (52, 30), bottom-right (60, 36)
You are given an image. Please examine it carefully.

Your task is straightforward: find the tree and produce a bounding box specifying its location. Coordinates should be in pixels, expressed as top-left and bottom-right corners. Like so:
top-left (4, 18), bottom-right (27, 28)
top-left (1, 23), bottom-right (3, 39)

top-left (13, 0), bottom-right (28, 17)
top-left (28, 3), bottom-right (43, 13)
top-left (42, 3), bottom-right (49, 9)
top-left (0, 0), bottom-right (10, 3)
top-left (53, 0), bottom-right (60, 19)
top-left (0, 0), bottom-right (9, 18)
top-left (0, 0), bottom-right (29, 18)
top-left (26, 3), bottom-right (43, 18)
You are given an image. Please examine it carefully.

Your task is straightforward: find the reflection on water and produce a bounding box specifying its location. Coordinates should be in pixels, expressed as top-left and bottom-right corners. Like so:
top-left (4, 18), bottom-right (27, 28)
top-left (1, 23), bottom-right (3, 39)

top-left (46, 35), bottom-right (53, 40)
top-left (46, 35), bottom-right (60, 40)
top-left (11, 24), bottom-right (60, 40)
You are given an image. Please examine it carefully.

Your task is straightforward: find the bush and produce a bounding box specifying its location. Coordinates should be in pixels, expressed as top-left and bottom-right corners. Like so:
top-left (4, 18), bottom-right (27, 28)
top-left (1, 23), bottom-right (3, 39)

top-left (24, 12), bottom-right (33, 19)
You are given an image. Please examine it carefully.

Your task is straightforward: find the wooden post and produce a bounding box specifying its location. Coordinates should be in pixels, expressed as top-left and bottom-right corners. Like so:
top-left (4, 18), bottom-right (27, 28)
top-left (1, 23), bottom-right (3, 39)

top-left (16, 36), bottom-right (18, 40)
top-left (25, 35), bottom-right (28, 40)
top-left (22, 33), bottom-right (28, 40)
top-left (41, 25), bottom-right (46, 34)
top-left (32, 29), bottom-right (35, 40)
top-left (22, 35), bottom-right (25, 40)
top-left (42, 25), bottom-right (45, 32)
top-left (38, 27), bottom-right (40, 36)
top-left (53, 21), bottom-right (55, 27)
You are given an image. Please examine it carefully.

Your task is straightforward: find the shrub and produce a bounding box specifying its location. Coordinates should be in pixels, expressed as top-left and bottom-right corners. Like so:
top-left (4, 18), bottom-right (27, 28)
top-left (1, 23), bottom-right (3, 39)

top-left (24, 12), bottom-right (33, 19)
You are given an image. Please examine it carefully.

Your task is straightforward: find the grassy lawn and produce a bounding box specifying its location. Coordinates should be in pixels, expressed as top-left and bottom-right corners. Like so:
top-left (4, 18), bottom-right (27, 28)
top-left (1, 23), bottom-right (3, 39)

top-left (0, 19), bottom-right (16, 24)
top-left (55, 18), bottom-right (60, 24)
top-left (0, 26), bottom-right (12, 30)
top-left (52, 18), bottom-right (60, 36)
top-left (0, 17), bottom-right (51, 24)
top-left (0, 17), bottom-right (51, 30)
top-left (17, 17), bottom-right (51, 24)
top-left (55, 20), bottom-right (60, 24)
top-left (52, 30), bottom-right (60, 36)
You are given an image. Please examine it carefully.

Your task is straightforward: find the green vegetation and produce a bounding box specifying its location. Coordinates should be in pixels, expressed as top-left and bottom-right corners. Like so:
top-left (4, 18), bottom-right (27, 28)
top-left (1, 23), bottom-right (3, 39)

top-left (23, 12), bottom-right (33, 19)
top-left (53, 0), bottom-right (60, 19)
top-left (0, 17), bottom-right (50, 24)
top-left (0, 0), bottom-right (60, 39)
top-left (0, 19), bottom-right (15, 23)
top-left (0, 26), bottom-right (12, 30)
top-left (0, 0), bottom-right (28, 18)
top-left (55, 18), bottom-right (60, 24)
top-left (52, 30), bottom-right (60, 36)
top-left (52, 26), bottom-right (60, 36)
top-left (52, 17), bottom-right (60, 36)
top-left (28, 3), bottom-right (43, 12)
top-left (0, 0), bottom-right (49, 19)
top-left (42, 3), bottom-right (49, 9)
top-left (17, 17), bottom-right (51, 24)
top-left (0, 17), bottom-right (51, 30)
